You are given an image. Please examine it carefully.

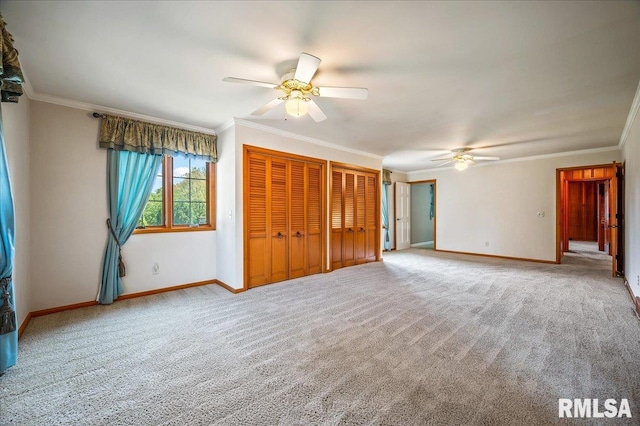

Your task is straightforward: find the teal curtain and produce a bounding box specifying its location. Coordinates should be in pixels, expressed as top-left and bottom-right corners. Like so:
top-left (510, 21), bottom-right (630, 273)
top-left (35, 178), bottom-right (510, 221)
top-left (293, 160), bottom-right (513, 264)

top-left (429, 184), bottom-right (434, 220)
top-left (98, 150), bottom-right (162, 304)
top-left (1, 13), bottom-right (23, 374)
top-left (382, 183), bottom-right (390, 251)
top-left (0, 104), bottom-right (17, 373)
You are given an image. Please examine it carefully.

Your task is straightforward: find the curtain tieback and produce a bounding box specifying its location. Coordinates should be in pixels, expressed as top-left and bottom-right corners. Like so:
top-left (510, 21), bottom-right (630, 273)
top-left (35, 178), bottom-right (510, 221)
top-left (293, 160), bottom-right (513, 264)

top-left (0, 276), bottom-right (16, 335)
top-left (106, 219), bottom-right (126, 278)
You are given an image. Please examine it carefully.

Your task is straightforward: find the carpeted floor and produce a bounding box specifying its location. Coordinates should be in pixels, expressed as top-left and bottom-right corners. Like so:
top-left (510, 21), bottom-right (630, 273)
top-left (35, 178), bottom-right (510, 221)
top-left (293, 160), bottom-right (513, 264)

top-left (1, 246), bottom-right (639, 425)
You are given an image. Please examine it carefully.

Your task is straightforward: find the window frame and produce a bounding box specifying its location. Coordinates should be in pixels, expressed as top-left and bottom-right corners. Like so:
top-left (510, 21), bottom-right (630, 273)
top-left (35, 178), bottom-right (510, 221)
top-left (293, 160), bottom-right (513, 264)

top-left (135, 155), bottom-right (216, 234)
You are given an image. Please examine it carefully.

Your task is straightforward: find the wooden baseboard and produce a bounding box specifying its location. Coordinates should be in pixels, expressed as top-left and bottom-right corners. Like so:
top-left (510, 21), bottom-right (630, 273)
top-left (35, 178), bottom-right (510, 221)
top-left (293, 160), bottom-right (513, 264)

top-left (214, 279), bottom-right (245, 294)
top-left (623, 276), bottom-right (640, 319)
top-left (20, 279), bottom-right (241, 339)
top-left (434, 248), bottom-right (558, 264)
top-left (18, 312), bottom-right (32, 339)
top-left (119, 279), bottom-right (216, 300)
top-left (31, 300), bottom-right (98, 318)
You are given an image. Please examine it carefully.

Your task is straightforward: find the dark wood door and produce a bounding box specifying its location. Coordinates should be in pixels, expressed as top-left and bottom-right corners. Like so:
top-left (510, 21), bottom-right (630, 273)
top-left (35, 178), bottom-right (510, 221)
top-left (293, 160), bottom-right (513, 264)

top-left (567, 181), bottom-right (597, 242)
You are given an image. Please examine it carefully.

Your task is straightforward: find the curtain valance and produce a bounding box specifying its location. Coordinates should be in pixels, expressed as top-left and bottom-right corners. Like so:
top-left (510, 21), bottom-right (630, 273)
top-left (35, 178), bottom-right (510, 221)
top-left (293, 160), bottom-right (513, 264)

top-left (0, 14), bottom-right (24, 103)
top-left (98, 114), bottom-right (218, 162)
top-left (382, 169), bottom-right (392, 185)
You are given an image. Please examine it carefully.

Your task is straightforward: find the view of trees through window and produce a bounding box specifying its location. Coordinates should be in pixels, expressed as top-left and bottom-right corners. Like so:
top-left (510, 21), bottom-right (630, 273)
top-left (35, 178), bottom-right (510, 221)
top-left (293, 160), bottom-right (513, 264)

top-left (138, 156), bottom-right (209, 228)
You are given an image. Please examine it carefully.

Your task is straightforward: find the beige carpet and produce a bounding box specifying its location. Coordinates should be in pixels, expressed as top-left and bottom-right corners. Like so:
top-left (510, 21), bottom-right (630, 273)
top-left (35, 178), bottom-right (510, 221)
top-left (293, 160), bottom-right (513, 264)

top-left (1, 247), bottom-right (639, 425)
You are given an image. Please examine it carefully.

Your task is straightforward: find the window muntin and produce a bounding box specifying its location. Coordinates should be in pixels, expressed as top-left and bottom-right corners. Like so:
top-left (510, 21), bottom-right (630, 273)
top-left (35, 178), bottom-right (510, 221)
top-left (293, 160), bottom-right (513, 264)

top-left (137, 155), bottom-right (215, 233)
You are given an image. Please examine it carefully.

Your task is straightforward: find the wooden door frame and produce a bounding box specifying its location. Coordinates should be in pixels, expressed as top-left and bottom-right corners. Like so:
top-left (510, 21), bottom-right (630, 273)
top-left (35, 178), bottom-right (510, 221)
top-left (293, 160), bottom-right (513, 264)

top-left (555, 162), bottom-right (618, 271)
top-left (329, 162), bottom-right (381, 271)
top-left (243, 145), bottom-right (327, 290)
top-left (406, 179), bottom-right (437, 251)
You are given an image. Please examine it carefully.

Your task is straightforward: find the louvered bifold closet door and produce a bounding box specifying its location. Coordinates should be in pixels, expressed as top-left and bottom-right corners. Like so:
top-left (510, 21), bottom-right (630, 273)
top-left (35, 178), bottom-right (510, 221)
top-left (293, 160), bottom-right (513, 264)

top-left (343, 172), bottom-right (356, 267)
top-left (289, 161), bottom-right (306, 279)
top-left (365, 174), bottom-right (378, 261)
top-left (270, 158), bottom-right (289, 283)
top-left (331, 170), bottom-right (344, 270)
top-left (355, 174), bottom-right (367, 264)
top-left (247, 154), bottom-right (269, 287)
top-left (306, 164), bottom-right (323, 275)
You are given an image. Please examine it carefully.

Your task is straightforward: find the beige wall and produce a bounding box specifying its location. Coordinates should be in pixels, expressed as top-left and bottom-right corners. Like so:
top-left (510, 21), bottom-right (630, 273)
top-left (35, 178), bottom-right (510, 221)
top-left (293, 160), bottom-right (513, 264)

top-left (407, 149), bottom-right (621, 262)
top-left (29, 101), bottom-right (215, 311)
top-left (2, 97), bottom-right (31, 328)
top-left (622, 97), bottom-right (639, 298)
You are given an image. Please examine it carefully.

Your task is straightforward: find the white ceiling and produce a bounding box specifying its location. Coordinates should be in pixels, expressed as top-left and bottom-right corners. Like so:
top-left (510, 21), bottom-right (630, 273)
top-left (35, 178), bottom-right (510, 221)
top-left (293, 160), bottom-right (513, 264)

top-left (2, 1), bottom-right (639, 171)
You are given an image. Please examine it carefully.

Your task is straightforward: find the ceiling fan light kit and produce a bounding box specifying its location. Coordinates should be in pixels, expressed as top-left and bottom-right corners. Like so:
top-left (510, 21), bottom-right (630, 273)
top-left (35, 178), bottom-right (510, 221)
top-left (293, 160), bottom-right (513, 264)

top-left (224, 52), bottom-right (368, 122)
top-left (431, 148), bottom-right (500, 171)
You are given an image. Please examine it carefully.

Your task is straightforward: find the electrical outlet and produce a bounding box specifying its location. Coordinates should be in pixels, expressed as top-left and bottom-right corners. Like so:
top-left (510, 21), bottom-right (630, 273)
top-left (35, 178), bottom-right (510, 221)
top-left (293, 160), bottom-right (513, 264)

top-left (152, 262), bottom-right (160, 275)
top-left (637, 275), bottom-right (639, 286)
top-left (485, 241), bottom-right (490, 247)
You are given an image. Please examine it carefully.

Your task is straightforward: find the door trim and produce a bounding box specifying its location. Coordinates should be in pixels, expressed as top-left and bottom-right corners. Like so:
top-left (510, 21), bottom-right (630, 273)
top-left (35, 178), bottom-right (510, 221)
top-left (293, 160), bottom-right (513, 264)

top-left (555, 162), bottom-right (621, 275)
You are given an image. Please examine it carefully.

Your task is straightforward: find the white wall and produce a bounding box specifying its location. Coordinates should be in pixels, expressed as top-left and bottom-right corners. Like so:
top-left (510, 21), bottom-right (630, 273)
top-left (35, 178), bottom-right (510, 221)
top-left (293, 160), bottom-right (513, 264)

top-left (215, 125), bottom-right (237, 288)
top-left (29, 101), bottom-right (215, 311)
top-left (622, 99), bottom-right (639, 299)
top-left (224, 121), bottom-right (383, 289)
top-left (2, 97), bottom-right (31, 328)
top-left (408, 149), bottom-right (621, 262)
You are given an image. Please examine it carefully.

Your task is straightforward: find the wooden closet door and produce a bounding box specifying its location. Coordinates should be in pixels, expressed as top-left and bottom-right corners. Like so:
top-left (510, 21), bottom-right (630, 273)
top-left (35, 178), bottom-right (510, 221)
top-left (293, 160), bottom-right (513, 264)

top-left (355, 173), bottom-right (367, 264)
top-left (270, 158), bottom-right (288, 283)
top-left (306, 164), bottom-right (323, 275)
top-left (343, 171), bottom-right (356, 266)
top-left (247, 154), bottom-right (269, 287)
top-left (365, 173), bottom-right (378, 261)
top-left (331, 170), bottom-right (344, 270)
top-left (289, 161), bottom-right (306, 279)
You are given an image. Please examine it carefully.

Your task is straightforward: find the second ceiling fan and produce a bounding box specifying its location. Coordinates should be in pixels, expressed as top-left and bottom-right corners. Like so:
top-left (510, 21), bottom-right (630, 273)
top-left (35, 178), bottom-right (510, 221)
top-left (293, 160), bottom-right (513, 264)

top-left (223, 52), bottom-right (368, 122)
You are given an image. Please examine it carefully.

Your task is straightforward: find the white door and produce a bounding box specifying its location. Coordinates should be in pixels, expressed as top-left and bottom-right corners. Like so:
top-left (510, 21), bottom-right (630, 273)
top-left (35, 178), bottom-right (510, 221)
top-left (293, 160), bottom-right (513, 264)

top-left (395, 182), bottom-right (411, 250)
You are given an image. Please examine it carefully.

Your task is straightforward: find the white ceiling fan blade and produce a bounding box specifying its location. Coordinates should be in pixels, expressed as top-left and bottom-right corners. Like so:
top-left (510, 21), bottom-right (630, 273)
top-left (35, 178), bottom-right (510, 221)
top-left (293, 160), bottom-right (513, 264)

top-left (472, 156), bottom-right (501, 161)
top-left (317, 86), bottom-right (369, 100)
top-left (430, 157), bottom-right (453, 162)
top-left (435, 160), bottom-right (455, 167)
top-left (307, 99), bottom-right (327, 122)
top-left (293, 53), bottom-right (321, 84)
top-left (251, 98), bottom-right (283, 116)
top-left (223, 77), bottom-right (278, 89)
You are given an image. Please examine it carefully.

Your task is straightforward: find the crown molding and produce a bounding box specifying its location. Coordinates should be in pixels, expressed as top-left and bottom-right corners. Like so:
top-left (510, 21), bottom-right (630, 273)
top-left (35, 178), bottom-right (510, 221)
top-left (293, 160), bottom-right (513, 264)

top-left (233, 118), bottom-right (384, 160)
top-left (23, 82), bottom-right (217, 135)
top-left (618, 79), bottom-right (640, 149)
top-left (214, 119), bottom-right (235, 134)
top-left (405, 145), bottom-right (621, 175)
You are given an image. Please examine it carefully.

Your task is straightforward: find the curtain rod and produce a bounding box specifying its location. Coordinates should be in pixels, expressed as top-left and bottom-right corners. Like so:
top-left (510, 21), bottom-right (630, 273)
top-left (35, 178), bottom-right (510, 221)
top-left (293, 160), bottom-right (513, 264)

top-left (92, 113), bottom-right (106, 118)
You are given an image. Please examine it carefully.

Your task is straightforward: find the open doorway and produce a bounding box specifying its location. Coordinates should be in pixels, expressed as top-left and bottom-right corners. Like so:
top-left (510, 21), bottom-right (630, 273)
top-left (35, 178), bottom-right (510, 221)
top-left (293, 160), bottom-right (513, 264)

top-left (556, 163), bottom-right (624, 276)
top-left (409, 180), bottom-right (436, 250)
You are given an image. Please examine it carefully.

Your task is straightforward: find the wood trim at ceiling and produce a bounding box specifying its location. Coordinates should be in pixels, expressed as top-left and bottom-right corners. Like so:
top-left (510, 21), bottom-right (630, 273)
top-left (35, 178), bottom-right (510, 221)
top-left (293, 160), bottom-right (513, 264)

top-left (434, 248), bottom-right (558, 265)
top-left (244, 144), bottom-right (330, 165)
top-left (329, 161), bottom-right (380, 175)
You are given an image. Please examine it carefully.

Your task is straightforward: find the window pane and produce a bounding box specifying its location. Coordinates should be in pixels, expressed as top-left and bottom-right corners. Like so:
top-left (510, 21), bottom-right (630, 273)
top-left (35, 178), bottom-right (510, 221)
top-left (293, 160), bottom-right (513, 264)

top-left (138, 162), bottom-right (164, 227)
top-left (172, 157), bottom-right (209, 225)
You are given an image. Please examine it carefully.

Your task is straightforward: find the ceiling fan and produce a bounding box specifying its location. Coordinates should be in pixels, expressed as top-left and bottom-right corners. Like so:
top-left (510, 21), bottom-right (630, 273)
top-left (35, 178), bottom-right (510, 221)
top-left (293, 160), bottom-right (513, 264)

top-left (431, 148), bottom-right (500, 171)
top-left (223, 52), bottom-right (368, 122)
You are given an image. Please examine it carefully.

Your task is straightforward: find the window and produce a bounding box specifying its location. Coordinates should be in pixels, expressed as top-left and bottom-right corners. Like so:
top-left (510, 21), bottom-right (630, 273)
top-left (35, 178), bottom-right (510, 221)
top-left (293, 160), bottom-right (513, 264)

top-left (136, 155), bottom-right (215, 233)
